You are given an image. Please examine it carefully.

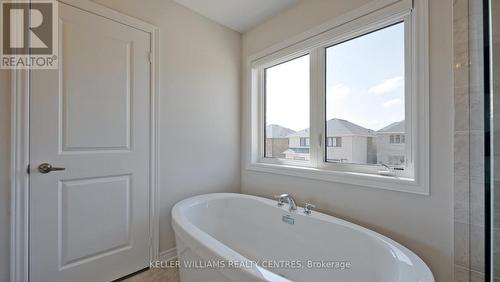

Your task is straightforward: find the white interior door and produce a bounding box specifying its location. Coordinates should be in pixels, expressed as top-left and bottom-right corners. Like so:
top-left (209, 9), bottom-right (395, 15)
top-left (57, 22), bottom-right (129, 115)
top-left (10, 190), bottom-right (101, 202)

top-left (30, 3), bottom-right (151, 282)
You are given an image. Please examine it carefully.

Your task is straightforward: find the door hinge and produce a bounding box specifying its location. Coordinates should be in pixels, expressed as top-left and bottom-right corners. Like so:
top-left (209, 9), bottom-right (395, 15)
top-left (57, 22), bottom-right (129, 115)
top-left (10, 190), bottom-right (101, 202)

top-left (26, 164), bottom-right (30, 174)
top-left (148, 52), bottom-right (153, 63)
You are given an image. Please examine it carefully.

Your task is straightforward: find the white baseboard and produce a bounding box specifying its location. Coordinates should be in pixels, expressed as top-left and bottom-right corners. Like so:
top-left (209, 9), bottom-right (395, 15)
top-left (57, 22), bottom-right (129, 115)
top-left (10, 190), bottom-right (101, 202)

top-left (159, 247), bottom-right (177, 261)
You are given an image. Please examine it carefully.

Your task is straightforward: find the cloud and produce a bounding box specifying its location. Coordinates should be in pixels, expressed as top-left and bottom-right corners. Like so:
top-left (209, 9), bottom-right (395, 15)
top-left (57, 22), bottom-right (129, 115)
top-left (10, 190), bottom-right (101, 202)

top-left (328, 84), bottom-right (351, 100)
top-left (369, 76), bottom-right (403, 95)
top-left (382, 98), bottom-right (403, 108)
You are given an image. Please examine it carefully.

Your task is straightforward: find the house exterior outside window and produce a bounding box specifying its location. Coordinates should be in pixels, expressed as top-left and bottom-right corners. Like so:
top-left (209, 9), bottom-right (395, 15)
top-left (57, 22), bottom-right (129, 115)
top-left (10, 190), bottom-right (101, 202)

top-left (265, 119), bottom-right (406, 166)
top-left (326, 118), bottom-right (376, 164)
top-left (284, 129), bottom-right (311, 160)
top-left (376, 121), bottom-right (406, 166)
top-left (265, 124), bottom-right (295, 158)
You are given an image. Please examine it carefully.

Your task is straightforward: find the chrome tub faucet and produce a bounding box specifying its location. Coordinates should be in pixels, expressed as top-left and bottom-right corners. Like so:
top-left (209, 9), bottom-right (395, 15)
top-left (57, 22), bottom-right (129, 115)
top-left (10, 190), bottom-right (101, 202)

top-left (275, 193), bottom-right (297, 212)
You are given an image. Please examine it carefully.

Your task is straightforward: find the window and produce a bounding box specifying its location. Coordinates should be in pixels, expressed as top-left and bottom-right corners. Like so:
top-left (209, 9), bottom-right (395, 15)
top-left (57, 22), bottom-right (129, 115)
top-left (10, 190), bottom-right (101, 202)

top-left (299, 137), bottom-right (310, 147)
top-left (326, 23), bottom-right (405, 166)
top-left (248, 0), bottom-right (429, 194)
top-left (264, 55), bottom-right (310, 161)
top-left (389, 134), bottom-right (405, 144)
top-left (327, 137), bottom-right (342, 147)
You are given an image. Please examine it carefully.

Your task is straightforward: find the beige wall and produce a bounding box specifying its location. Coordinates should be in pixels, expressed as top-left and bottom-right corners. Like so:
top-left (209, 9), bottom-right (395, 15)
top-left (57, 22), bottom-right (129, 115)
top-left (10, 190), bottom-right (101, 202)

top-left (0, 0), bottom-right (241, 276)
top-left (241, 1), bottom-right (454, 281)
top-left (0, 71), bottom-right (10, 282)
top-left (0, 0), bottom-right (455, 280)
top-left (91, 0), bottom-right (242, 255)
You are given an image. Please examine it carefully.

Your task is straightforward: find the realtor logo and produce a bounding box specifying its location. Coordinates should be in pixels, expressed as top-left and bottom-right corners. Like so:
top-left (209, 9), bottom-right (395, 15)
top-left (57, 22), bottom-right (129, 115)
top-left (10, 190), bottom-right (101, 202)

top-left (1, 0), bottom-right (58, 69)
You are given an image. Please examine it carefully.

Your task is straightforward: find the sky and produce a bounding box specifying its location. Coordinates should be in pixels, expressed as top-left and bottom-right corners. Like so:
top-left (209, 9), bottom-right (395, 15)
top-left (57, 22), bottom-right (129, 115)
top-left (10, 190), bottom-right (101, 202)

top-left (265, 22), bottom-right (405, 132)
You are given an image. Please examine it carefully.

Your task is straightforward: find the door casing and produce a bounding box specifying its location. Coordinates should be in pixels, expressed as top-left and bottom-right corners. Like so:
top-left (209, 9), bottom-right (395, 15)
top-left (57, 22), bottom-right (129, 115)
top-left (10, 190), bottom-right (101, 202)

top-left (9, 1), bottom-right (160, 281)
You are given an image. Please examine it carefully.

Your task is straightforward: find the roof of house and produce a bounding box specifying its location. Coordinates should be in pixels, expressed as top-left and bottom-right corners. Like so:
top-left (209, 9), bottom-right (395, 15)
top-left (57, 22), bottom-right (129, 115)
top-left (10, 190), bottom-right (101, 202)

top-left (266, 124), bottom-right (296, 138)
top-left (286, 128), bottom-right (309, 138)
top-left (377, 120), bottom-right (405, 133)
top-left (286, 119), bottom-right (375, 138)
top-left (326, 118), bottom-right (374, 137)
top-left (279, 119), bottom-right (408, 139)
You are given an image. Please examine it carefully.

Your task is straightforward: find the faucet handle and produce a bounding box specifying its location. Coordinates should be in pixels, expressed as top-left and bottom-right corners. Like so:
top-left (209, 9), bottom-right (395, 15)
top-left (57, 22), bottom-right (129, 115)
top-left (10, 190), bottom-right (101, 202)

top-left (304, 203), bottom-right (316, 214)
top-left (274, 195), bottom-right (285, 206)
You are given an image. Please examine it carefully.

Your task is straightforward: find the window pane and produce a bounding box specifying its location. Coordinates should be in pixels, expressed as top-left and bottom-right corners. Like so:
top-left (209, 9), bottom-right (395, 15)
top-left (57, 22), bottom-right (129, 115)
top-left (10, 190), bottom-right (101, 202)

top-left (265, 55), bottom-right (310, 160)
top-left (325, 23), bottom-right (405, 167)
top-left (335, 137), bottom-right (342, 147)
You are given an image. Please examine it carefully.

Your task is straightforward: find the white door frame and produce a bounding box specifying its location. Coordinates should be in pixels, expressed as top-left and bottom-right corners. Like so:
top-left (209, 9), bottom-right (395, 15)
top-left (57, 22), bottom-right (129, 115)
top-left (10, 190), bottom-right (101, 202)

top-left (10, 1), bottom-right (160, 281)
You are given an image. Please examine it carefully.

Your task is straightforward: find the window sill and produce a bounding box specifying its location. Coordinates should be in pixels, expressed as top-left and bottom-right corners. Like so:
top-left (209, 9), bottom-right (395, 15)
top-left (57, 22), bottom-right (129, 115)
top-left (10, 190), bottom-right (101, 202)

top-left (246, 162), bottom-right (428, 195)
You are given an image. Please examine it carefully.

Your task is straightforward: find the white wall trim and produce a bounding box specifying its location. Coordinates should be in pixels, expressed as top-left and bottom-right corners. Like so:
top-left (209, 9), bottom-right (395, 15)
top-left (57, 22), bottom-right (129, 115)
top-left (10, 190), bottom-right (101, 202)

top-left (247, 163), bottom-right (428, 195)
top-left (10, 1), bottom-right (160, 281)
top-left (159, 248), bottom-right (177, 262)
top-left (10, 69), bottom-right (30, 282)
top-left (149, 26), bottom-right (161, 266)
top-left (59, 0), bottom-right (157, 33)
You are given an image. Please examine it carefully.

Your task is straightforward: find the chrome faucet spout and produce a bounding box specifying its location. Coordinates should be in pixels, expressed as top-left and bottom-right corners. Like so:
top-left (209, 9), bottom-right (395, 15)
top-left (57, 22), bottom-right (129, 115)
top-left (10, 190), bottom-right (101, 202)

top-left (278, 193), bottom-right (297, 211)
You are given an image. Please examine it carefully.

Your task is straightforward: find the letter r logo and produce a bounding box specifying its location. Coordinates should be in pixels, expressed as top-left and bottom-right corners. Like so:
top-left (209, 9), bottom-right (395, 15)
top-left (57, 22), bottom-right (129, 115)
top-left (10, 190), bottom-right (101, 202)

top-left (9, 8), bottom-right (48, 49)
top-left (1, 1), bottom-right (55, 55)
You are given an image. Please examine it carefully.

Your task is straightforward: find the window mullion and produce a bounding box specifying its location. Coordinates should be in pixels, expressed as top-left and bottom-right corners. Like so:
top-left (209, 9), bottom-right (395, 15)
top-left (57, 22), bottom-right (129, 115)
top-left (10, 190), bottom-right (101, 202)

top-left (258, 67), bottom-right (266, 161)
top-left (309, 47), bottom-right (325, 169)
top-left (404, 14), bottom-right (414, 178)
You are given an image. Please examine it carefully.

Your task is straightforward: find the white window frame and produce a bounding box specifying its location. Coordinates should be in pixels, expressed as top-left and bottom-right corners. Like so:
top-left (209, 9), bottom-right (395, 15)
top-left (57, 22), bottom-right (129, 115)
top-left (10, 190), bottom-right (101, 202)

top-left (245, 0), bottom-right (429, 195)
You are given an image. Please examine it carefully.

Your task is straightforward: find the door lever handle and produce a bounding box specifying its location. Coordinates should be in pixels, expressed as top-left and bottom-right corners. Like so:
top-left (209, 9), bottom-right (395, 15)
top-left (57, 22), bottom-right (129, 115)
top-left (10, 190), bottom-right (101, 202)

top-left (38, 163), bottom-right (66, 174)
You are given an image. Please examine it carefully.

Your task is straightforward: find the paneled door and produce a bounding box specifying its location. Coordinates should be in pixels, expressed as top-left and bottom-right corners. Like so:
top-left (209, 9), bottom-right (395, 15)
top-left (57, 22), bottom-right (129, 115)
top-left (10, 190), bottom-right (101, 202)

top-left (30, 3), bottom-right (151, 282)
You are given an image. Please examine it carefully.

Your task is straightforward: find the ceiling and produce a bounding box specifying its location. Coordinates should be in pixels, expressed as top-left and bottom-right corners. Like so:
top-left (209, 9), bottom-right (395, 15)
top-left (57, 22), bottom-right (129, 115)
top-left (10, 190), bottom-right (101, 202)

top-left (174, 0), bottom-right (300, 33)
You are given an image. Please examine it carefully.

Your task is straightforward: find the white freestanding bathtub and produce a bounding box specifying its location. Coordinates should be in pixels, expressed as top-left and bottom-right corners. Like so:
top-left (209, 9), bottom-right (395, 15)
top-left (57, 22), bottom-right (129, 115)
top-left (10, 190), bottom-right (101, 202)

top-left (172, 193), bottom-right (434, 282)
